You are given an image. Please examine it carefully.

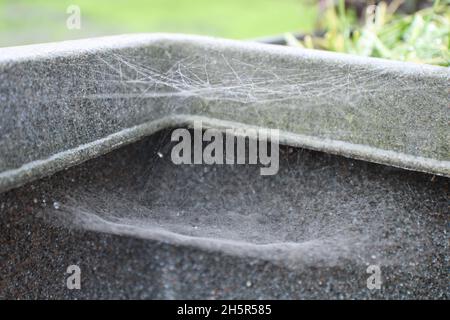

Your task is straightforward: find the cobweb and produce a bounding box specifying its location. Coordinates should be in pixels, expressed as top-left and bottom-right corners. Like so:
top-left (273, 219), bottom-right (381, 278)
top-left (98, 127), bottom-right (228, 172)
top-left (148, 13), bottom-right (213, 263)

top-left (87, 51), bottom-right (434, 107)
top-left (8, 44), bottom-right (446, 269)
top-left (39, 129), bottom-right (448, 269)
top-left (3, 42), bottom-right (446, 177)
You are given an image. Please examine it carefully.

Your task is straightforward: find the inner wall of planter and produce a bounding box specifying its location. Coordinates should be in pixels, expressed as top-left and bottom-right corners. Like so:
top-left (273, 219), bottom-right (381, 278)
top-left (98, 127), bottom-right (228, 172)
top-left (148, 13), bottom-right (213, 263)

top-left (1, 128), bottom-right (448, 266)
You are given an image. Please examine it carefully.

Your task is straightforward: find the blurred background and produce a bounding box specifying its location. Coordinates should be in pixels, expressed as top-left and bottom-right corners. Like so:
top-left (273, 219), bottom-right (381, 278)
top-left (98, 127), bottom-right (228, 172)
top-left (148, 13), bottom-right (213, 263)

top-left (0, 0), bottom-right (448, 65)
top-left (0, 0), bottom-right (318, 46)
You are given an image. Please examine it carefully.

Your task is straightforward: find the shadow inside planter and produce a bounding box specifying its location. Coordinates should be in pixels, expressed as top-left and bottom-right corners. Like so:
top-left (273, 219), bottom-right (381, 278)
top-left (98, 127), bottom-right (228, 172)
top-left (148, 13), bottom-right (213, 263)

top-left (28, 128), bottom-right (448, 267)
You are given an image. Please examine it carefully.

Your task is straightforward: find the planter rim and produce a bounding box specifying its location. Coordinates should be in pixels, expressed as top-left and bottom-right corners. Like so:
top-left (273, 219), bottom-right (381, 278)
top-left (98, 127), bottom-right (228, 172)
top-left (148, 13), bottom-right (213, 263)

top-left (0, 33), bottom-right (448, 193)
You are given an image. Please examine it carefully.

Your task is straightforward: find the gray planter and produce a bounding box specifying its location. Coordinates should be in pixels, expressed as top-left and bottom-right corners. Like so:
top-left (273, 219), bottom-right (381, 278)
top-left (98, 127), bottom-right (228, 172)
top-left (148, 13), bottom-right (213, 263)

top-left (0, 34), bottom-right (448, 299)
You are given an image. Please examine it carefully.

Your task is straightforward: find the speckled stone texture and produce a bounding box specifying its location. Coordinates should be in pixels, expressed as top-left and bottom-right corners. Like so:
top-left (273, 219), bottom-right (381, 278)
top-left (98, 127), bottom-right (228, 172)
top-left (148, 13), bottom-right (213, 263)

top-left (0, 34), bottom-right (448, 299)
top-left (0, 34), bottom-right (449, 193)
top-left (0, 130), bottom-right (448, 299)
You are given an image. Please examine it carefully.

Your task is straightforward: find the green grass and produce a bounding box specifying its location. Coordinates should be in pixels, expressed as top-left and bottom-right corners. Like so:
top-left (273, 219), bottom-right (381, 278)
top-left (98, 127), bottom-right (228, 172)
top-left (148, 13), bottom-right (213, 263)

top-left (0, 0), bottom-right (317, 47)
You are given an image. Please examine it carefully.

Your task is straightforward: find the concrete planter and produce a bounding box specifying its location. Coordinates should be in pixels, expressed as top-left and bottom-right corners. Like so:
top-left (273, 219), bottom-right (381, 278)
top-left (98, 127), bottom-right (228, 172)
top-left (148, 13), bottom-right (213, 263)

top-left (0, 34), bottom-right (448, 299)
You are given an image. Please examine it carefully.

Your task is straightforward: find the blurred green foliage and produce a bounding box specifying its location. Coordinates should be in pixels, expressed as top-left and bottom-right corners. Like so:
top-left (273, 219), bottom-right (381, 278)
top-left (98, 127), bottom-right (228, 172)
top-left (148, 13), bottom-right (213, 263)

top-left (290, 0), bottom-right (450, 66)
top-left (0, 0), bottom-right (317, 46)
top-left (1, 0), bottom-right (447, 66)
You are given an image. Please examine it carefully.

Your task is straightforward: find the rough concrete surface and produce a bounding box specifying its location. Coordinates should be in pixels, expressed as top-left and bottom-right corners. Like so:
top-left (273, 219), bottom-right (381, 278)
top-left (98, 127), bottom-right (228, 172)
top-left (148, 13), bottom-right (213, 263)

top-left (0, 34), bottom-right (449, 193)
top-left (0, 130), bottom-right (448, 299)
top-left (0, 34), bottom-right (448, 299)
